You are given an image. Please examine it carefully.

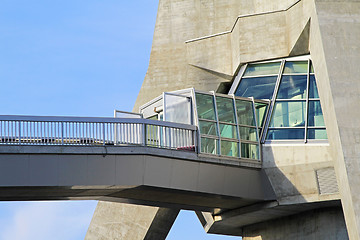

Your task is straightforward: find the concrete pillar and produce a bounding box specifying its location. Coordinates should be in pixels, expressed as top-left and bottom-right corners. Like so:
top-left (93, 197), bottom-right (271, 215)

top-left (309, 1), bottom-right (360, 239)
top-left (85, 201), bottom-right (179, 240)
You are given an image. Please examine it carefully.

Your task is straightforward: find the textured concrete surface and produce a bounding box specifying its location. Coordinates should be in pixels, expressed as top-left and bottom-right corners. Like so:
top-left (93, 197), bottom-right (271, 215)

top-left (91, 0), bottom-right (360, 239)
top-left (133, 0), bottom-right (300, 111)
top-left (85, 202), bottom-right (179, 240)
top-left (309, 1), bottom-right (360, 239)
top-left (262, 144), bottom-right (339, 204)
top-left (242, 207), bottom-right (348, 240)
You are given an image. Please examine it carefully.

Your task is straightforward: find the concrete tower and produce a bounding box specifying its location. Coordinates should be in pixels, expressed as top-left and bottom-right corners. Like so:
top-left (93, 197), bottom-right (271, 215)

top-left (87, 0), bottom-right (360, 239)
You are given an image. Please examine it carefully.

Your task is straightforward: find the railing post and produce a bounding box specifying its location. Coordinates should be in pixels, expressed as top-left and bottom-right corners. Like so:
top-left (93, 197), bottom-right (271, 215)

top-left (194, 128), bottom-right (198, 153)
top-left (103, 123), bottom-right (106, 146)
top-left (61, 122), bottom-right (64, 145)
top-left (18, 121), bottom-right (21, 144)
top-left (142, 123), bottom-right (146, 146)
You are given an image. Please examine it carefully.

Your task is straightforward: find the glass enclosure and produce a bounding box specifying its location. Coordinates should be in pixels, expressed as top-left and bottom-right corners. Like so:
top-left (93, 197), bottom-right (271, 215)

top-left (232, 56), bottom-right (327, 141)
top-left (138, 56), bottom-right (326, 164)
top-left (140, 89), bottom-right (265, 161)
top-left (195, 92), bottom-right (264, 161)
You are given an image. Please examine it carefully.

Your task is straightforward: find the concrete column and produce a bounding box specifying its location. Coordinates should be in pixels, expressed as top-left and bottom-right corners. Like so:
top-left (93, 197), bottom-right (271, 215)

top-left (309, 1), bottom-right (360, 239)
top-left (85, 201), bottom-right (179, 240)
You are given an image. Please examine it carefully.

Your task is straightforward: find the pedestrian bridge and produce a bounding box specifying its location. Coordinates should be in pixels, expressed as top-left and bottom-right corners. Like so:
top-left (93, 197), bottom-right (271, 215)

top-left (0, 89), bottom-right (275, 213)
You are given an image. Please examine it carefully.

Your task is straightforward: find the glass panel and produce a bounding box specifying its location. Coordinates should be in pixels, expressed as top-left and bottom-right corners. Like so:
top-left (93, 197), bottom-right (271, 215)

top-left (283, 61), bottom-right (308, 74)
top-left (236, 100), bottom-right (256, 126)
top-left (307, 129), bottom-right (327, 139)
top-left (243, 62), bottom-right (281, 77)
top-left (309, 75), bottom-right (319, 98)
top-left (266, 128), bottom-right (305, 140)
top-left (221, 140), bottom-right (239, 157)
top-left (200, 137), bottom-right (218, 154)
top-left (255, 102), bottom-right (268, 128)
top-left (219, 124), bottom-right (237, 139)
top-left (277, 75), bottom-right (307, 99)
top-left (308, 101), bottom-right (325, 127)
top-left (199, 120), bottom-right (218, 136)
top-left (239, 127), bottom-right (258, 141)
top-left (241, 143), bottom-right (259, 160)
top-left (235, 76), bottom-right (278, 99)
top-left (147, 115), bottom-right (158, 120)
top-left (195, 93), bottom-right (216, 120)
top-left (270, 101), bottom-right (306, 127)
top-left (164, 94), bottom-right (191, 124)
top-left (310, 63), bottom-right (314, 73)
top-left (216, 97), bottom-right (236, 123)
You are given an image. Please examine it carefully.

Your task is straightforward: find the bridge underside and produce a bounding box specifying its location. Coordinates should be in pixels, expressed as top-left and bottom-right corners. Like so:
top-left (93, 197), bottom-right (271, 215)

top-left (0, 145), bottom-right (274, 213)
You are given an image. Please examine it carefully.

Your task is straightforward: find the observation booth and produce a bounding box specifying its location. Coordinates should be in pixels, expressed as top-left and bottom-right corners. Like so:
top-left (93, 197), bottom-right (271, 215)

top-left (139, 89), bottom-right (269, 163)
top-left (138, 55), bottom-right (328, 164)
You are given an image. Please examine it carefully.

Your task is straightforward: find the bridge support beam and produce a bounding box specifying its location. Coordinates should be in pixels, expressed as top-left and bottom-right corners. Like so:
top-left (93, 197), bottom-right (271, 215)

top-left (85, 201), bottom-right (179, 240)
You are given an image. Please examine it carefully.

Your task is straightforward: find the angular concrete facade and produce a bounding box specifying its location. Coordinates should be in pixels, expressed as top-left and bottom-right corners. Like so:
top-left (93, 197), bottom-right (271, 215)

top-left (88, 0), bottom-right (360, 239)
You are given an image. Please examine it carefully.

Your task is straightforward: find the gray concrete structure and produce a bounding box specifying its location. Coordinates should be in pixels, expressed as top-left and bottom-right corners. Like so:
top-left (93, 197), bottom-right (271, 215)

top-left (85, 202), bottom-right (179, 240)
top-left (0, 145), bottom-right (274, 206)
top-left (120, 0), bottom-right (359, 239)
top-left (0, 0), bottom-right (358, 239)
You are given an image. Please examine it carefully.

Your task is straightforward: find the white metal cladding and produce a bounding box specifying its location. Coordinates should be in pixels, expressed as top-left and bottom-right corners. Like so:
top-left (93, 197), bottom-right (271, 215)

top-left (316, 167), bottom-right (339, 195)
top-left (0, 115), bottom-right (196, 151)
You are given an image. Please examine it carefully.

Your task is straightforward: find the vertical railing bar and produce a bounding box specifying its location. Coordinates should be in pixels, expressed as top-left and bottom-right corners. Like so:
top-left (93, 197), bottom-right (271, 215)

top-left (102, 123), bottom-right (105, 145)
top-left (93, 122), bottom-right (95, 144)
top-left (86, 122), bottom-right (89, 144)
top-left (9, 121), bottom-right (11, 143)
top-left (30, 121), bottom-right (32, 144)
top-left (36, 121), bottom-right (38, 144)
top-left (110, 123), bottom-right (113, 145)
top-left (61, 121), bottom-right (63, 144)
top-left (142, 123), bottom-right (146, 146)
top-left (47, 121), bottom-right (50, 144)
top-left (95, 122), bottom-right (97, 145)
top-left (12, 121), bottom-right (15, 143)
top-left (7, 121), bottom-right (9, 143)
top-left (18, 121), bottom-right (21, 144)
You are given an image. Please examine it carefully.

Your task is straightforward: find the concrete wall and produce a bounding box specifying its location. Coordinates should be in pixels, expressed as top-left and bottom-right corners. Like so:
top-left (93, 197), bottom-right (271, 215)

top-left (308, 1), bottom-right (360, 239)
top-left (263, 144), bottom-right (340, 204)
top-left (134, 0), bottom-right (300, 111)
top-left (127, 0), bottom-right (360, 239)
top-left (242, 207), bottom-right (348, 240)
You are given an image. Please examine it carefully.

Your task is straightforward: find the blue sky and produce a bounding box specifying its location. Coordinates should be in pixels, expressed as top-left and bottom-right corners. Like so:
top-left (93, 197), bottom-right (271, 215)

top-left (0, 1), bottom-right (241, 239)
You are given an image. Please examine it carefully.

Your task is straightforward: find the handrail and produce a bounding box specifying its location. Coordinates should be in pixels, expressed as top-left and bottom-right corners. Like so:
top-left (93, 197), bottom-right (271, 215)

top-left (0, 115), bottom-right (197, 151)
top-left (0, 115), bottom-right (197, 130)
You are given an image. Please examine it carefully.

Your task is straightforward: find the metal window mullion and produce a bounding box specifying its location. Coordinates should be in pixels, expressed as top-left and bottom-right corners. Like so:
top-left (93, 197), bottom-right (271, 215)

top-left (211, 92), bottom-right (221, 156)
top-left (231, 95), bottom-right (241, 158)
top-left (268, 127), bottom-right (306, 129)
top-left (257, 101), bottom-right (270, 141)
top-left (228, 64), bottom-right (248, 94)
top-left (275, 99), bottom-right (307, 102)
top-left (191, 89), bottom-right (200, 153)
top-left (261, 59), bottom-right (286, 143)
top-left (304, 59), bottom-right (311, 143)
top-left (251, 97), bottom-right (261, 162)
top-left (218, 121), bottom-right (237, 126)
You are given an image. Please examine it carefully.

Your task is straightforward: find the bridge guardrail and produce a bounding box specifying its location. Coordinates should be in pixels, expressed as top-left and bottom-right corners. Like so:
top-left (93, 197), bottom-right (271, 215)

top-left (0, 115), bottom-right (197, 151)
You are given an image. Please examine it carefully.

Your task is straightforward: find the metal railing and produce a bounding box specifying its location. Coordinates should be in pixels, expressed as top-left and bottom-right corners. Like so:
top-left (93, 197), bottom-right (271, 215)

top-left (0, 115), bottom-right (197, 151)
